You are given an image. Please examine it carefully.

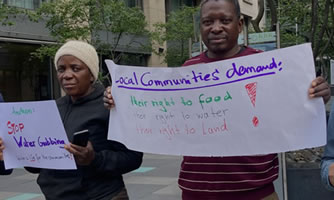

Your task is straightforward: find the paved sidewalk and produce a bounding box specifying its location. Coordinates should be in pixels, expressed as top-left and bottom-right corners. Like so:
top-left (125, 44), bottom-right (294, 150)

top-left (0, 153), bottom-right (285, 200)
top-left (125, 154), bottom-right (182, 200)
top-left (0, 154), bottom-right (182, 200)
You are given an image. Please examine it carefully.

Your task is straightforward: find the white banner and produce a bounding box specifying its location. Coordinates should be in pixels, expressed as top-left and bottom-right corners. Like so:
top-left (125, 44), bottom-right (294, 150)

top-left (0, 101), bottom-right (76, 169)
top-left (106, 43), bottom-right (326, 157)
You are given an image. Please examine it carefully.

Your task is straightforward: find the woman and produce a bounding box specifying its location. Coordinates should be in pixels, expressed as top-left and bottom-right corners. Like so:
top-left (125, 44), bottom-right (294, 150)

top-left (0, 93), bottom-right (13, 175)
top-left (26, 40), bottom-right (143, 200)
top-left (0, 137), bottom-right (13, 175)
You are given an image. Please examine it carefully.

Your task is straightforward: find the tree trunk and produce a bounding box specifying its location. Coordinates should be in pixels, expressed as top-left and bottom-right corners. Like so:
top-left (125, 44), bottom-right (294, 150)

top-left (267, 0), bottom-right (277, 31)
top-left (310, 0), bottom-right (318, 50)
top-left (251, 0), bottom-right (264, 32)
top-left (313, 0), bottom-right (331, 59)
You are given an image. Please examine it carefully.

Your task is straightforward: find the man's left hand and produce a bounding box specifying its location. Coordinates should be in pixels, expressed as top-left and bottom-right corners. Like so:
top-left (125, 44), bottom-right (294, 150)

top-left (309, 76), bottom-right (331, 104)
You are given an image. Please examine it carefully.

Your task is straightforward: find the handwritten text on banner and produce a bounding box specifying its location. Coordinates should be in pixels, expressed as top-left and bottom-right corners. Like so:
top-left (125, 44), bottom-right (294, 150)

top-left (106, 43), bottom-right (326, 156)
top-left (0, 101), bottom-right (76, 169)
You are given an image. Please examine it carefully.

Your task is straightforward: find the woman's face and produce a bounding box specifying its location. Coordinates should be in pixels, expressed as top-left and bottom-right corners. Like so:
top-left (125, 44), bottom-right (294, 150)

top-left (56, 55), bottom-right (94, 102)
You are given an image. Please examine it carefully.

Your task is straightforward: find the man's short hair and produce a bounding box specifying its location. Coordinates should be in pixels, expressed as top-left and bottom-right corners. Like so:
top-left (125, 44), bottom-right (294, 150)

top-left (200, 0), bottom-right (241, 19)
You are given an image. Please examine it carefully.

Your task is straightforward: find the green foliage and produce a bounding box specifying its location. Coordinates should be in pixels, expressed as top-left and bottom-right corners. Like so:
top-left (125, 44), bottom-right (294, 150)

top-left (164, 46), bottom-right (191, 67)
top-left (279, 0), bottom-right (310, 47)
top-left (28, 0), bottom-right (150, 63)
top-left (0, 4), bottom-right (22, 26)
top-left (279, 0), bottom-right (334, 59)
top-left (152, 6), bottom-right (199, 67)
top-left (278, 0), bottom-right (334, 78)
top-left (30, 44), bottom-right (60, 61)
top-left (0, 0), bottom-right (150, 85)
top-left (37, 0), bottom-right (92, 43)
top-left (90, 0), bottom-right (150, 61)
top-left (92, 0), bottom-right (147, 35)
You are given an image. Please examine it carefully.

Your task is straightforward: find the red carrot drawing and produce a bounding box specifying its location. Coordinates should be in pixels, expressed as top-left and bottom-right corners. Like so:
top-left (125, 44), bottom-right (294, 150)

top-left (245, 82), bottom-right (257, 107)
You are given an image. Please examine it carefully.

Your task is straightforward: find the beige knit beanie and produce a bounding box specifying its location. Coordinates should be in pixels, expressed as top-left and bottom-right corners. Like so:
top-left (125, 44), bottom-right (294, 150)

top-left (54, 40), bottom-right (99, 82)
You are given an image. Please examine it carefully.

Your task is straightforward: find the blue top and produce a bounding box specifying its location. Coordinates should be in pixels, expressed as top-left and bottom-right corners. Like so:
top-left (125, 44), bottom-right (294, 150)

top-left (321, 102), bottom-right (334, 191)
top-left (0, 93), bottom-right (3, 102)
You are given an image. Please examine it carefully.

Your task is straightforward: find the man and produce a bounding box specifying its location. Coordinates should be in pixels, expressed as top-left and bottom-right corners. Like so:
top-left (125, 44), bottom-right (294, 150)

top-left (179, 1), bottom-right (330, 199)
top-left (180, 1), bottom-right (277, 199)
top-left (104, 0), bottom-right (330, 199)
top-left (0, 137), bottom-right (13, 175)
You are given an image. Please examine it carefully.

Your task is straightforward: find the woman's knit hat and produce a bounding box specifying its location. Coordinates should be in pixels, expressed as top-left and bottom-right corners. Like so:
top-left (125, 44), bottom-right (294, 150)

top-left (54, 40), bottom-right (99, 82)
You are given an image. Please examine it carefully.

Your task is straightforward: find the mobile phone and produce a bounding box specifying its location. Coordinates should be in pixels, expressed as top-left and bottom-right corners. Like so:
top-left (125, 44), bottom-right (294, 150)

top-left (72, 130), bottom-right (89, 147)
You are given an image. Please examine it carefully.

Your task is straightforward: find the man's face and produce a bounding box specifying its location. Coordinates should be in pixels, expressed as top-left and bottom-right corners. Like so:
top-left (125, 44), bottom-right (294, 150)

top-left (200, 0), bottom-right (243, 59)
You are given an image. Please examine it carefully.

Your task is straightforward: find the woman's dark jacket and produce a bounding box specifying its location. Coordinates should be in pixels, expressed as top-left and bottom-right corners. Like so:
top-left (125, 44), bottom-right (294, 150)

top-left (26, 83), bottom-right (143, 200)
top-left (0, 161), bottom-right (12, 175)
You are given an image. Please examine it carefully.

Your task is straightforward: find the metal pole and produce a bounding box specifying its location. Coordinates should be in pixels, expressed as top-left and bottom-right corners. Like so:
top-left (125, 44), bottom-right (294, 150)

top-left (276, 21), bottom-right (288, 200)
top-left (199, 34), bottom-right (203, 53)
top-left (189, 38), bottom-right (192, 58)
top-left (281, 152), bottom-right (288, 200)
top-left (243, 16), bottom-right (249, 46)
top-left (276, 22), bottom-right (281, 49)
top-left (49, 58), bottom-right (54, 100)
top-left (193, 13), bottom-right (198, 42)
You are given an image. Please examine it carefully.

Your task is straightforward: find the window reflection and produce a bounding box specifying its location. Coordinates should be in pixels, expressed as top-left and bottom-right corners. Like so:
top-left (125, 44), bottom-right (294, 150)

top-left (165, 0), bottom-right (200, 15)
top-left (2, 0), bottom-right (53, 10)
top-left (123, 0), bottom-right (143, 9)
top-left (0, 42), bottom-right (57, 102)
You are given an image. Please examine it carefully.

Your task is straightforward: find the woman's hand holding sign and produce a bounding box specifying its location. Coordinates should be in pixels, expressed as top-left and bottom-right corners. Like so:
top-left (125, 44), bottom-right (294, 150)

top-left (0, 137), bottom-right (5, 161)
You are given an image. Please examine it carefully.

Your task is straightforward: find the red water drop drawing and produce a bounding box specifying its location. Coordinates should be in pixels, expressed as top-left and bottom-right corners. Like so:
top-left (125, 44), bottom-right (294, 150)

top-left (245, 82), bottom-right (257, 107)
top-left (252, 116), bottom-right (259, 127)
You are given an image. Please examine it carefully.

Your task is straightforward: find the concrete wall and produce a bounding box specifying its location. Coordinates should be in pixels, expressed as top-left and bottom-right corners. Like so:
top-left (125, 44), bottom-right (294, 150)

top-left (143, 0), bottom-right (167, 67)
top-left (0, 15), bottom-right (54, 42)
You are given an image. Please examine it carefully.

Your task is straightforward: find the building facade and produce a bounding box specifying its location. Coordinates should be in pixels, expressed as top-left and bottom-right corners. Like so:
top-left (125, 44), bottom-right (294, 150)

top-left (0, 0), bottom-right (259, 102)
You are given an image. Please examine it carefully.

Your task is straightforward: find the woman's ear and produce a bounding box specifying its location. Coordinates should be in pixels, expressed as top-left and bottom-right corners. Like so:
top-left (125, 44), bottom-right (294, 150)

top-left (90, 74), bottom-right (94, 83)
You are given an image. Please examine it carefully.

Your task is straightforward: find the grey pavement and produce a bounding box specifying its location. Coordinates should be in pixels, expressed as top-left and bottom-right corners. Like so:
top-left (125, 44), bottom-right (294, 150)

top-left (0, 153), bottom-right (286, 200)
top-left (0, 154), bottom-right (182, 200)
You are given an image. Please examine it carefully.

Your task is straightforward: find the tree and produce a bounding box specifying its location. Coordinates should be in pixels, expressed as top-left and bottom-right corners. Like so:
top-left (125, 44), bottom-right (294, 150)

top-left (0, 4), bottom-right (22, 26)
top-left (251, 0), bottom-right (334, 78)
top-left (279, 0), bottom-right (334, 77)
top-left (30, 0), bottom-right (150, 65)
top-left (251, 0), bottom-right (277, 32)
top-left (0, 0), bottom-right (150, 84)
top-left (152, 6), bottom-right (199, 67)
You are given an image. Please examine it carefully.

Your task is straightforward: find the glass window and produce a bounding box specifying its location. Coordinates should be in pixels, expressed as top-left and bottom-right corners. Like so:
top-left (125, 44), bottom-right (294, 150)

top-left (2, 0), bottom-right (52, 10)
top-left (165, 0), bottom-right (199, 15)
top-left (123, 0), bottom-right (143, 9)
top-left (0, 42), bottom-right (57, 102)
